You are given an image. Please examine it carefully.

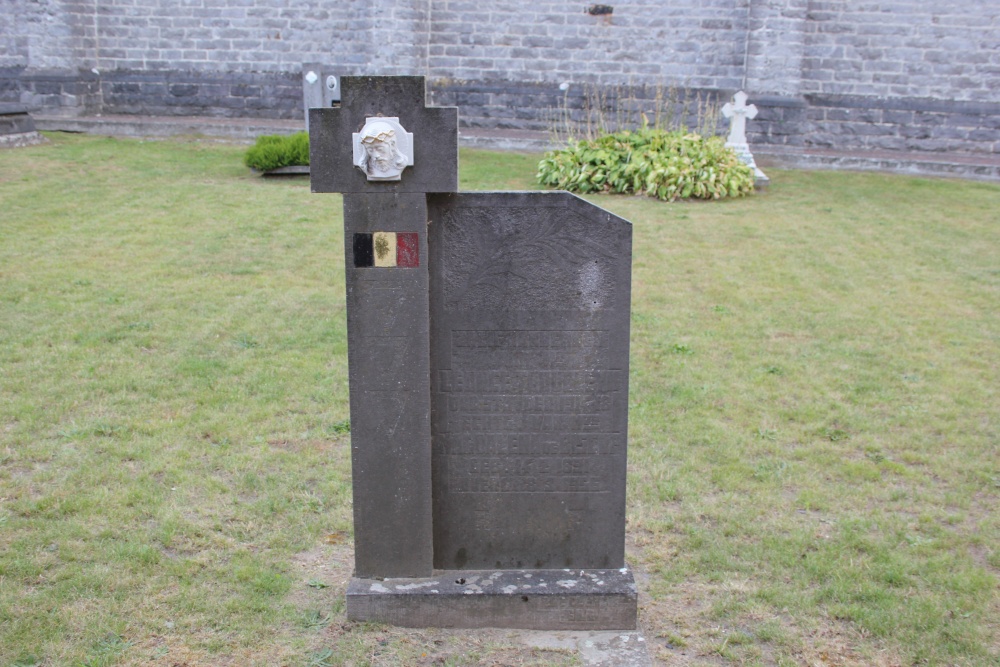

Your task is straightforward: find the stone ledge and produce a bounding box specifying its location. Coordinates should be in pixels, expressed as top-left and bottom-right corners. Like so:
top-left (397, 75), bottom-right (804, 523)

top-left (0, 105), bottom-right (40, 136)
top-left (458, 127), bottom-right (553, 152)
top-left (29, 113), bottom-right (1000, 181)
top-left (757, 146), bottom-right (1000, 182)
top-left (260, 165), bottom-right (310, 176)
top-left (35, 113), bottom-right (302, 141)
top-left (347, 568), bottom-right (637, 630)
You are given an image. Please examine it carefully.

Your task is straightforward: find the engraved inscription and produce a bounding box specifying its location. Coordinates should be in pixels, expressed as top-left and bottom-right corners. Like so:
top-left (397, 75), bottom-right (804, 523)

top-left (439, 413), bottom-right (612, 435)
top-left (442, 455), bottom-right (607, 493)
top-left (452, 330), bottom-right (608, 350)
top-left (441, 433), bottom-right (617, 456)
top-left (445, 393), bottom-right (612, 415)
top-left (438, 207), bottom-right (617, 312)
top-left (439, 370), bottom-right (623, 394)
top-left (436, 328), bottom-right (619, 494)
top-left (428, 192), bottom-right (632, 569)
top-left (450, 329), bottom-right (609, 370)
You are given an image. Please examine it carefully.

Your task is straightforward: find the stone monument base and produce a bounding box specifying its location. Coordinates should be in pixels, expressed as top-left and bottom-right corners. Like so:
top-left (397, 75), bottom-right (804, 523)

top-left (0, 105), bottom-right (46, 150)
top-left (347, 567), bottom-right (637, 630)
top-left (0, 132), bottom-right (46, 149)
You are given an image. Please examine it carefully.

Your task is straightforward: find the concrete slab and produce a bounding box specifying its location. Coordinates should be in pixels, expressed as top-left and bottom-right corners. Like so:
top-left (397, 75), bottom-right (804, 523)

top-left (518, 629), bottom-right (653, 667)
top-left (0, 105), bottom-right (46, 148)
top-left (0, 132), bottom-right (47, 149)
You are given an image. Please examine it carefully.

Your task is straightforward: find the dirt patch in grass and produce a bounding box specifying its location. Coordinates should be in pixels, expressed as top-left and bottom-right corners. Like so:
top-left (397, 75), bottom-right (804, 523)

top-left (641, 581), bottom-right (904, 666)
top-left (285, 538), bottom-right (579, 666)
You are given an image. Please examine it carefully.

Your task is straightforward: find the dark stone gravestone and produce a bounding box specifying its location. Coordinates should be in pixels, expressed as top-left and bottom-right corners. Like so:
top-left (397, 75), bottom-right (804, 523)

top-left (302, 63), bottom-right (341, 132)
top-left (0, 105), bottom-right (46, 149)
top-left (310, 76), bottom-right (635, 630)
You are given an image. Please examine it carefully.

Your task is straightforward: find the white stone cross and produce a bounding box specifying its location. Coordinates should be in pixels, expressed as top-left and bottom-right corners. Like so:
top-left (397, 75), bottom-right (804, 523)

top-left (722, 91), bottom-right (758, 146)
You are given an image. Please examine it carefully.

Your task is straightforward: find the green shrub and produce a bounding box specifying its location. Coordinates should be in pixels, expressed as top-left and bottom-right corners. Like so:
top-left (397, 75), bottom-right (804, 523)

top-left (244, 132), bottom-right (310, 172)
top-left (537, 128), bottom-right (755, 202)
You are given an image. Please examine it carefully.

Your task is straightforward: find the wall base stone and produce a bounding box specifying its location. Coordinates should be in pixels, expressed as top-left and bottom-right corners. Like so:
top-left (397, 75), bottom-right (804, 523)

top-left (5, 67), bottom-right (999, 158)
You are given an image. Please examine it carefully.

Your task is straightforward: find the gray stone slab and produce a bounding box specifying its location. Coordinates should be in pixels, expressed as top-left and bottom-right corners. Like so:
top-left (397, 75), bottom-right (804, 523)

top-left (0, 108), bottom-right (37, 136)
top-left (302, 64), bottom-right (325, 119)
top-left (347, 568), bottom-right (637, 630)
top-left (309, 76), bottom-right (457, 194)
top-left (260, 165), bottom-right (310, 176)
top-left (302, 63), bottom-right (341, 132)
top-left (0, 132), bottom-right (47, 150)
top-left (427, 191), bottom-right (632, 571)
top-left (343, 193), bottom-right (433, 578)
top-left (0, 104), bottom-right (39, 115)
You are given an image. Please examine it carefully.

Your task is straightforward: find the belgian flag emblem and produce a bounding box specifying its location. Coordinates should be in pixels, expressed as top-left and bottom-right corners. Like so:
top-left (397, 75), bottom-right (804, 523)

top-left (353, 232), bottom-right (419, 268)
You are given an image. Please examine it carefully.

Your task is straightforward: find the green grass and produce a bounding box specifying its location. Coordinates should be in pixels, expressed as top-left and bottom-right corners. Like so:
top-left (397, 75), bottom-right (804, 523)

top-left (1, 134), bottom-right (998, 666)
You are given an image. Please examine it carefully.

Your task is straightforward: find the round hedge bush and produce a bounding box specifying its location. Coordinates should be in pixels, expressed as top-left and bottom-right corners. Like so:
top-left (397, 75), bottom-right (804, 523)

top-left (537, 129), bottom-right (755, 202)
top-left (244, 132), bottom-right (310, 172)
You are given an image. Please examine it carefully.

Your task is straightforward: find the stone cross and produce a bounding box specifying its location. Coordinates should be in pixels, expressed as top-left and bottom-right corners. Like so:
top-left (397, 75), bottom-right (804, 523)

top-left (722, 90), bottom-right (757, 145)
top-left (310, 77), bottom-right (458, 579)
top-left (722, 90), bottom-right (768, 186)
top-left (309, 76), bottom-right (636, 631)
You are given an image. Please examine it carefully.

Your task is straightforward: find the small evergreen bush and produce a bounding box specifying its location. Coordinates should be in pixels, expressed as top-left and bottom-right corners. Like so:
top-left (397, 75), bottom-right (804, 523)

top-left (244, 132), bottom-right (310, 172)
top-left (537, 129), bottom-right (755, 202)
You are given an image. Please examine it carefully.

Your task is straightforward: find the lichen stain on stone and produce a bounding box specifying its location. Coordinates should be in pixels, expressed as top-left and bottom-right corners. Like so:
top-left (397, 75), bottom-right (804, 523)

top-left (372, 231), bottom-right (398, 267)
top-left (394, 580), bottom-right (440, 590)
top-left (375, 235), bottom-right (391, 260)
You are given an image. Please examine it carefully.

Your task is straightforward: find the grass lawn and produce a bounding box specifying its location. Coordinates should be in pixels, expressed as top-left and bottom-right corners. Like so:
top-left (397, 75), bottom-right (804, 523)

top-left (1, 133), bottom-right (998, 666)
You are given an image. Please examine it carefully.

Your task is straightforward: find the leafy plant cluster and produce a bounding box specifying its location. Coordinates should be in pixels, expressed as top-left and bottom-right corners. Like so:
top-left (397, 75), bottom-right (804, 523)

top-left (244, 132), bottom-right (310, 172)
top-left (537, 128), bottom-right (756, 201)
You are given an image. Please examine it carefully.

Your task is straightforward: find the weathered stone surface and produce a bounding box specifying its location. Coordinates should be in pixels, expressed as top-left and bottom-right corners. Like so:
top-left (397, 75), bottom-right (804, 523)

top-left (0, 109), bottom-right (33, 133)
top-left (301, 64), bottom-right (324, 131)
top-left (347, 568), bottom-right (638, 630)
top-left (0, 132), bottom-right (46, 149)
top-left (428, 191), bottom-right (632, 571)
top-left (319, 77), bottom-right (637, 629)
top-left (343, 193), bottom-right (433, 579)
top-left (311, 76), bottom-right (460, 579)
top-left (0, 105), bottom-right (44, 147)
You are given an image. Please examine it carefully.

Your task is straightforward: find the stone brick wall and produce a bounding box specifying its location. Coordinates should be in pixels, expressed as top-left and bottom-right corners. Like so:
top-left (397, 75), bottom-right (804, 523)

top-left (748, 0), bottom-right (1000, 153)
top-left (97, 69), bottom-right (301, 118)
top-left (800, 2), bottom-right (998, 101)
top-left (1, 0), bottom-right (998, 155)
top-left (424, 1), bottom-right (747, 88)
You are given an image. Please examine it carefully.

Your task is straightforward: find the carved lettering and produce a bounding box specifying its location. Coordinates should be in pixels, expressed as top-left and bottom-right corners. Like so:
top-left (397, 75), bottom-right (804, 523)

top-left (428, 192), bottom-right (631, 569)
top-left (439, 370), bottom-right (623, 394)
top-left (436, 433), bottom-right (618, 456)
top-left (437, 412), bottom-right (612, 434)
top-left (451, 330), bottom-right (608, 350)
